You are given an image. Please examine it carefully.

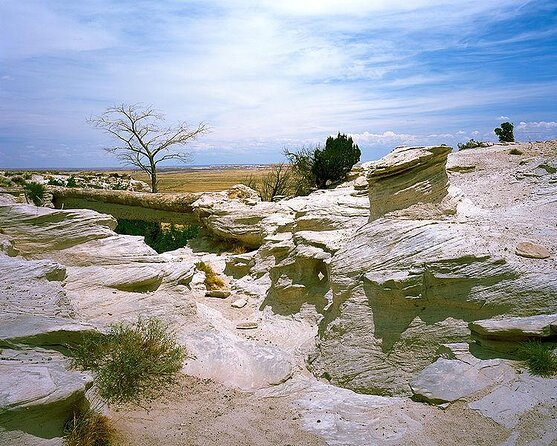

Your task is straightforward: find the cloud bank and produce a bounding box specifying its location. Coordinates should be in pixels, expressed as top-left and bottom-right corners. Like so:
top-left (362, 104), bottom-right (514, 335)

top-left (0, 0), bottom-right (556, 167)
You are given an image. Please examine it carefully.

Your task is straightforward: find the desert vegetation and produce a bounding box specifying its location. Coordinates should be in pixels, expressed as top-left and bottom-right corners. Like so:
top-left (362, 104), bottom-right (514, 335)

top-left (114, 219), bottom-right (199, 253)
top-left (494, 122), bottom-right (515, 142)
top-left (517, 340), bottom-right (557, 377)
top-left (90, 104), bottom-right (209, 193)
top-left (64, 408), bottom-right (116, 446)
top-left (242, 163), bottom-right (296, 201)
top-left (22, 182), bottom-right (46, 206)
top-left (457, 139), bottom-right (491, 150)
top-left (70, 318), bottom-right (186, 404)
top-left (286, 133), bottom-right (361, 193)
top-left (196, 261), bottom-right (226, 290)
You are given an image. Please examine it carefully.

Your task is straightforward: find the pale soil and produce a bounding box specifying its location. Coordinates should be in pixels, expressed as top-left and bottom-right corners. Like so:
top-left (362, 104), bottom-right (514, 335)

top-left (111, 375), bottom-right (325, 446)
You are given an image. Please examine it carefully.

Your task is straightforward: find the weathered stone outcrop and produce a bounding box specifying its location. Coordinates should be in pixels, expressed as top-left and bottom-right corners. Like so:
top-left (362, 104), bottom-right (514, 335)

top-left (367, 145), bottom-right (452, 220)
top-left (309, 142), bottom-right (557, 396)
top-left (0, 349), bottom-right (93, 439)
top-left (2, 142), bottom-right (557, 445)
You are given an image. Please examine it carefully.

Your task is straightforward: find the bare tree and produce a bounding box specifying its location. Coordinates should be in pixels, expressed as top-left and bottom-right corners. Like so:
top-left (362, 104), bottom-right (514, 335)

top-left (259, 163), bottom-right (293, 201)
top-left (241, 164), bottom-right (294, 201)
top-left (89, 104), bottom-right (208, 192)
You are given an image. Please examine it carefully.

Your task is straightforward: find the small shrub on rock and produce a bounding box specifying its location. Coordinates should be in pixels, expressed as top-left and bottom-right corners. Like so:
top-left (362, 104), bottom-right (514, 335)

top-left (64, 408), bottom-right (115, 446)
top-left (70, 318), bottom-right (186, 404)
top-left (457, 139), bottom-right (490, 150)
top-left (285, 133), bottom-right (361, 191)
top-left (66, 176), bottom-right (78, 188)
top-left (517, 340), bottom-right (557, 377)
top-left (509, 148), bottom-right (523, 155)
top-left (196, 261), bottom-right (225, 290)
top-left (23, 182), bottom-right (45, 206)
top-left (312, 133), bottom-right (361, 188)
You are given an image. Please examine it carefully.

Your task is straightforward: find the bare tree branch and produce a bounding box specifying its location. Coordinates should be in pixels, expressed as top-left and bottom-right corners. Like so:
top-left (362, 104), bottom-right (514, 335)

top-left (89, 104), bottom-right (209, 192)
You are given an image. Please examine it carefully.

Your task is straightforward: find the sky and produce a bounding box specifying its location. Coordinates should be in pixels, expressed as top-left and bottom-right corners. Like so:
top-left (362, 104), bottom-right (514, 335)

top-left (0, 0), bottom-right (556, 168)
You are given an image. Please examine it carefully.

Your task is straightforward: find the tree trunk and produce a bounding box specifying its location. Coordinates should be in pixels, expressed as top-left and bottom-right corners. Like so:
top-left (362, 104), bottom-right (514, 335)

top-left (149, 159), bottom-right (158, 193)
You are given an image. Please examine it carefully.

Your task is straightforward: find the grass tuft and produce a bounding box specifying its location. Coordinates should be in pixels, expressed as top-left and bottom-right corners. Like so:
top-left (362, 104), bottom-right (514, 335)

top-left (509, 148), bottom-right (524, 155)
top-left (64, 408), bottom-right (116, 446)
top-left (71, 318), bottom-right (185, 404)
top-left (517, 340), bottom-right (557, 377)
top-left (196, 261), bottom-right (226, 290)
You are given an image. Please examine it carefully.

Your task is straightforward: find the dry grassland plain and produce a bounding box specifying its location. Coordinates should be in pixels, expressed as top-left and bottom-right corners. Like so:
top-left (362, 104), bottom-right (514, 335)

top-left (130, 166), bottom-right (273, 193)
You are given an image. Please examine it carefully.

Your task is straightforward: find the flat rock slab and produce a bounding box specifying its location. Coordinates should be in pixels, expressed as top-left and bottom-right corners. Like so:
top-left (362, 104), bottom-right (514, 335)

top-left (206, 289), bottom-right (231, 298)
top-left (236, 321), bottom-right (258, 330)
top-left (410, 358), bottom-right (515, 404)
top-left (183, 329), bottom-right (293, 390)
top-left (469, 372), bottom-right (557, 429)
top-left (470, 314), bottom-right (557, 341)
top-left (231, 298), bottom-right (247, 308)
top-left (515, 241), bottom-right (551, 259)
top-left (0, 314), bottom-right (97, 348)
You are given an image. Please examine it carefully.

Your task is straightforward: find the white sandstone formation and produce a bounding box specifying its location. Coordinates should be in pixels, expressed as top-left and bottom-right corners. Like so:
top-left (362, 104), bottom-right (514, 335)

top-left (1, 141), bottom-right (556, 445)
top-left (309, 142), bottom-right (557, 396)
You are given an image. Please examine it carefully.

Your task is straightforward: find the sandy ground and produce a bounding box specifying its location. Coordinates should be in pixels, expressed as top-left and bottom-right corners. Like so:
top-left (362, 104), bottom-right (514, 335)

top-left (111, 375), bottom-right (325, 446)
top-left (110, 374), bottom-right (518, 446)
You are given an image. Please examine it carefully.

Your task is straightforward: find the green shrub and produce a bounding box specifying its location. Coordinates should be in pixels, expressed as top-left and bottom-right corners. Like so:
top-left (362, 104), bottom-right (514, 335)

top-left (48, 177), bottom-right (65, 186)
top-left (457, 139), bottom-right (490, 150)
top-left (23, 182), bottom-right (45, 206)
top-left (285, 133), bottom-right (361, 191)
top-left (66, 176), bottom-right (78, 188)
top-left (494, 122), bottom-right (515, 142)
top-left (312, 133), bottom-right (361, 188)
top-left (70, 318), bottom-right (186, 404)
top-left (114, 219), bottom-right (199, 253)
top-left (284, 146), bottom-right (317, 195)
top-left (64, 408), bottom-right (115, 446)
top-left (0, 176), bottom-right (12, 187)
top-left (517, 340), bottom-right (557, 377)
top-left (509, 148), bottom-right (523, 155)
top-left (11, 175), bottom-right (26, 185)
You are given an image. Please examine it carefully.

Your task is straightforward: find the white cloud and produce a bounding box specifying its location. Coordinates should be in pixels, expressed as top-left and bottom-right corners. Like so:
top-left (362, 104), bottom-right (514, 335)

top-left (497, 116), bottom-right (510, 120)
top-left (517, 121), bottom-right (557, 129)
top-left (350, 131), bottom-right (417, 144)
top-left (0, 0), bottom-right (554, 167)
top-left (0, 0), bottom-right (116, 59)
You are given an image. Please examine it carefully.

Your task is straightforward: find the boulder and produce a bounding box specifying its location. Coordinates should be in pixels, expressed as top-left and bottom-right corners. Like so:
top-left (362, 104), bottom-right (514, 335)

top-left (410, 357), bottom-right (514, 404)
top-left (183, 329), bottom-right (292, 390)
top-left (469, 372), bottom-right (557, 429)
top-left (0, 315), bottom-right (97, 348)
top-left (192, 188), bottom-right (291, 248)
top-left (231, 298), bottom-right (247, 308)
top-left (206, 289), bottom-right (231, 298)
top-left (515, 241), bottom-right (551, 259)
top-left (309, 142), bottom-right (557, 396)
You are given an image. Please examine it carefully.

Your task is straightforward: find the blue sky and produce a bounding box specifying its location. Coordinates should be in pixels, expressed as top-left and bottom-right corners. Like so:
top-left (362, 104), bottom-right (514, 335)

top-left (0, 0), bottom-right (556, 168)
